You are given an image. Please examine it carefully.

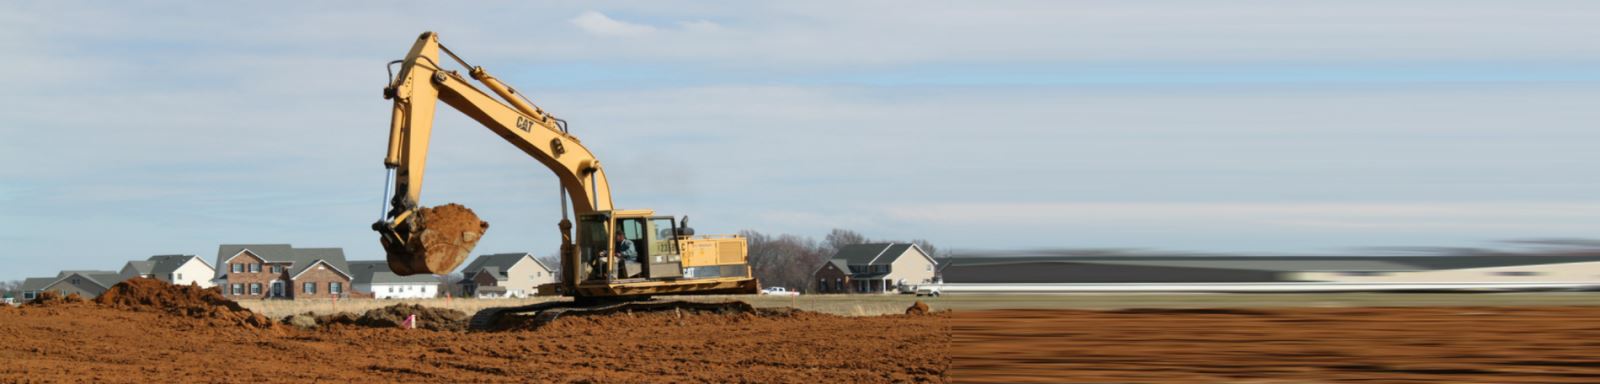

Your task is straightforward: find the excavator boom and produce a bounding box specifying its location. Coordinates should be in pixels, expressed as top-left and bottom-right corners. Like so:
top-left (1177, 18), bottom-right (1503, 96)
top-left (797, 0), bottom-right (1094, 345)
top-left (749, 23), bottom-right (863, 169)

top-left (374, 32), bottom-right (757, 302)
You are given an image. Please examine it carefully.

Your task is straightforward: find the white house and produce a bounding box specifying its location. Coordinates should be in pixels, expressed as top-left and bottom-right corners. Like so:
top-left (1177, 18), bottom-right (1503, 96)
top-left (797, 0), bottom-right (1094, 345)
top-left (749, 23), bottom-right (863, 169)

top-left (459, 253), bottom-right (557, 298)
top-left (349, 260), bottom-right (440, 299)
top-left (120, 254), bottom-right (216, 288)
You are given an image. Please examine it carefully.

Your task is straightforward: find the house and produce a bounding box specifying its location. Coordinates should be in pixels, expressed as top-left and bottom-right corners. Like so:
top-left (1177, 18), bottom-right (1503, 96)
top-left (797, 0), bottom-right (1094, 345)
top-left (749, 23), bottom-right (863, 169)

top-left (813, 243), bottom-right (938, 294)
top-left (349, 261), bottom-right (441, 299)
top-left (17, 271), bottom-right (127, 300)
top-left (119, 254), bottom-right (216, 288)
top-left (458, 253), bottom-right (556, 298)
top-left (214, 244), bottom-right (354, 299)
top-left (936, 253), bottom-right (1600, 293)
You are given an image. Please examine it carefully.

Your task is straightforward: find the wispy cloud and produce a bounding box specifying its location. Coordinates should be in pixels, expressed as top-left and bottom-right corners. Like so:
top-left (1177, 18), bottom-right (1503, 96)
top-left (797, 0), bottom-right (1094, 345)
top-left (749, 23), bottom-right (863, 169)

top-left (571, 11), bottom-right (659, 37)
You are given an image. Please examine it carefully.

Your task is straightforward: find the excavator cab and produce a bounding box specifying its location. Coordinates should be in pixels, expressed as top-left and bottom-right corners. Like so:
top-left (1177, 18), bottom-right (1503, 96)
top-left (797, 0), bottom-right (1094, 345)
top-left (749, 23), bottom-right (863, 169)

top-left (563, 210), bottom-right (756, 298)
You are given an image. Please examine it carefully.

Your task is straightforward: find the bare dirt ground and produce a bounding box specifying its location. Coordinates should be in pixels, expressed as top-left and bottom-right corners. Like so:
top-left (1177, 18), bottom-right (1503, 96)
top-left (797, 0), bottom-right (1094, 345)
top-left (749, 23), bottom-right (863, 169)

top-left (0, 280), bottom-right (949, 383)
top-left (12, 280), bottom-right (1600, 383)
top-left (951, 307), bottom-right (1600, 383)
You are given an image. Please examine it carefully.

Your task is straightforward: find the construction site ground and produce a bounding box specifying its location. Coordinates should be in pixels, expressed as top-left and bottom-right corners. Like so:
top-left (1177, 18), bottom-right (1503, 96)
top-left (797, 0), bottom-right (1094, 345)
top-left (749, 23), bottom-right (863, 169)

top-left (6, 285), bottom-right (1600, 383)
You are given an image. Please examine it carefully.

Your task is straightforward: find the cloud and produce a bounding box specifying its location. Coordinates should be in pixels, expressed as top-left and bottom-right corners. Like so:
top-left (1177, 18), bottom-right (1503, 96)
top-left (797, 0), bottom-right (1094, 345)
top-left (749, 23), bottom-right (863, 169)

top-left (571, 11), bottom-right (658, 37)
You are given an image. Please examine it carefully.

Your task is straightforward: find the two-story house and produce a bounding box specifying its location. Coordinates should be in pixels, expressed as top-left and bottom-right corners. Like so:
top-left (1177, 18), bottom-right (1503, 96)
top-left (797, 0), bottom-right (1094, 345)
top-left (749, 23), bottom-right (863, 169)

top-left (214, 244), bottom-right (354, 299)
top-left (813, 243), bottom-right (938, 294)
top-left (119, 254), bottom-right (216, 288)
top-left (458, 253), bottom-right (556, 298)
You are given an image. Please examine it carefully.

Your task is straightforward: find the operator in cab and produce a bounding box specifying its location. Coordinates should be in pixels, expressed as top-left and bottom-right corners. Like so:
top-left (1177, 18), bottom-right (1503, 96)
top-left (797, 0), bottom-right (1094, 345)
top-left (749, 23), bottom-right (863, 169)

top-left (615, 232), bottom-right (637, 263)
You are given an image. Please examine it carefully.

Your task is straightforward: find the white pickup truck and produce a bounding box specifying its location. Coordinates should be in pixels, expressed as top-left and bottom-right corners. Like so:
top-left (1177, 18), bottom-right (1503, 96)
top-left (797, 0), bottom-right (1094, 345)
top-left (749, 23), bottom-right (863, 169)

top-left (760, 287), bottom-right (800, 296)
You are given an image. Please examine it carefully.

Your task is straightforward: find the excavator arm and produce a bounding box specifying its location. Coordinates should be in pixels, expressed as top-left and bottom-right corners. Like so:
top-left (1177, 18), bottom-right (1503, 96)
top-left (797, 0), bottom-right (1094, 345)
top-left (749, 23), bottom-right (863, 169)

top-left (376, 32), bottom-right (611, 274)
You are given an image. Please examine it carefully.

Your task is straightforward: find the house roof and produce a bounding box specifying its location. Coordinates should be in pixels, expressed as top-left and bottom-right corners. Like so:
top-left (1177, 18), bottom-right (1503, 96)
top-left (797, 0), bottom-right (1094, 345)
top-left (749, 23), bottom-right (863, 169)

top-left (124, 260), bottom-right (155, 276)
top-left (216, 244), bottom-right (351, 279)
top-left (146, 255), bottom-right (208, 275)
top-left (289, 248), bottom-right (352, 279)
top-left (461, 253), bottom-right (548, 277)
top-left (348, 261), bottom-right (439, 285)
top-left (58, 270), bottom-right (124, 286)
top-left (833, 243), bottom-right (938, 266)
top-left (475, 266), bottom-right (504, 281)
top-left (20, 277), bottom-right (55, 291)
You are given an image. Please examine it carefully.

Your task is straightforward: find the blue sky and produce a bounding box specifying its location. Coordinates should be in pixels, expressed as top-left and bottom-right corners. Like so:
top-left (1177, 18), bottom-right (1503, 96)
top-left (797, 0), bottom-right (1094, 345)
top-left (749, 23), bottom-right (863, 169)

top-left (4, 1), bottom-right (1600, 280)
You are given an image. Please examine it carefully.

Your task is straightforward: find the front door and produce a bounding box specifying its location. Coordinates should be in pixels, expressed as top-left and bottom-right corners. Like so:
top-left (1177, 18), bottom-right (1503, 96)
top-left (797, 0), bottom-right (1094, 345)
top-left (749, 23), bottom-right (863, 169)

top-left (270, 281), bottom-right (284, 298)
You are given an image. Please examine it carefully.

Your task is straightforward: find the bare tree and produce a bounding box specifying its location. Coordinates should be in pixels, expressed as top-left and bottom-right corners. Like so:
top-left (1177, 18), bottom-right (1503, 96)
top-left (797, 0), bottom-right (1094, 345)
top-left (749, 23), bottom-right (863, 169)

top-left (436, 272), bottom-right (465, 297)
top-left (744, 230), bottom-right (833, 293)
top-left (822, 228), bottom-right (868, 256)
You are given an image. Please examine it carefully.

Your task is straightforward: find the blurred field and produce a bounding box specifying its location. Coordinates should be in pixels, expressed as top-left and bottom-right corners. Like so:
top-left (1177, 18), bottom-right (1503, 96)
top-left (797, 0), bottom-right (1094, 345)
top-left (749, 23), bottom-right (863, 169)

top-left (240, 292), bottom-right (1600, 318)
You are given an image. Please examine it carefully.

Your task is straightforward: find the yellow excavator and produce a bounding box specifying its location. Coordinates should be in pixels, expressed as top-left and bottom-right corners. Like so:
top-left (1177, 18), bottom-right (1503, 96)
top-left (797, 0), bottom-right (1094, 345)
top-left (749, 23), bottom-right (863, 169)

top-left (374, 32), bottom-right (759, 329)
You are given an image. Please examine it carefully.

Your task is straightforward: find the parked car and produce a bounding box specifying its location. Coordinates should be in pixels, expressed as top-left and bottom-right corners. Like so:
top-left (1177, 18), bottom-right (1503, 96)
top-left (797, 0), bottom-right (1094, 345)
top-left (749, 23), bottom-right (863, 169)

top-left (914, 285), bottom-right (942, 297)
top-left (760, 287), bottom-right (800, 296)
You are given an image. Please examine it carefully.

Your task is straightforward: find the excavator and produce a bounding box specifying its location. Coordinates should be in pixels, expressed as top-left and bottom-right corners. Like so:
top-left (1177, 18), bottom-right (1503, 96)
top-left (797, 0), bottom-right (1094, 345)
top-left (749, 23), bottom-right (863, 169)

top-left (374, 31), bottom-right (759, 329)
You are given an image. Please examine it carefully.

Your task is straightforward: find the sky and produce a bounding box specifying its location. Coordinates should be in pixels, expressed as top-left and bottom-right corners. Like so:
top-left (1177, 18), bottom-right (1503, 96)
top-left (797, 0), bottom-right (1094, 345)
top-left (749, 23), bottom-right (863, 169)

top-left (3, 1), bottom-right (1600, 280)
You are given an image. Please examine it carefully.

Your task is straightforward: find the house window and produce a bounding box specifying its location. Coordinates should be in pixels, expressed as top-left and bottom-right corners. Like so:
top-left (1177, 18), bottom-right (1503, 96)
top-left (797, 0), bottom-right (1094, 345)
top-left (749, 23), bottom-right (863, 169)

top-left (303, 282), bottom-right (316, 294)
top-left (248, 264), bottom-right (261, 273)
top-left (820, 279), bottom-right (827, 292)
top-left (927, 265), bottom-right (933, 271)
top-left (23, 292), bottom-right (35, 300)
top-left (389, 287), bottom-right (395, 293)
top-left (835, 278), bottom-right (842, 292)
top-left (249, 283), bottom-right (261, 295)
top-left (271, 265), bottom-right (282, 273)
top-left (1493, 271), bottom-right (1541, 276)
top-left (232, 264), bottom-right (243, 273)
top-left (330, 282), bottom-right (342, 295)
top-left (500, 271), bottom-right (508, 277)
top-left (231, 284), bottom-right (242, 295)
top-left (71, 278), bottom-right (80, 285)
top-left (175, 273), bottom-right (182, 280)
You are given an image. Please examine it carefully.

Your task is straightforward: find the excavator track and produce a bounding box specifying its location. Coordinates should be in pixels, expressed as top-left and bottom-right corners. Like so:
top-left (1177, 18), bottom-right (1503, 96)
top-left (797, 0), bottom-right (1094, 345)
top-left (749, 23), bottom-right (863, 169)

top-left (469, 300), bottom-right (755, 331)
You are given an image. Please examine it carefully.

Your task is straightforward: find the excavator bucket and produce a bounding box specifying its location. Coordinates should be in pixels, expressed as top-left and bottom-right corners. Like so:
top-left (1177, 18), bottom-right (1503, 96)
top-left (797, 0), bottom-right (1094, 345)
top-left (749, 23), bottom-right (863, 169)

top-left (378, 203), bottom-right (489, 276)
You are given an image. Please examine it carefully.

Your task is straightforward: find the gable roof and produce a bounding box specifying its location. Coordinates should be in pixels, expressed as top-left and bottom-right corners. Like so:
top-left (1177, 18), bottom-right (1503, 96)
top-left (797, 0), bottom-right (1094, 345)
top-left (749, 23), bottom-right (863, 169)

top-left (348, 261), bottom-right (439, 285)
top-left (20, 277), bottom-right (55, 292)
top-left (123, 260), bottom-right (155, 276)
top-left (147, 254), bottom-right (209, 275)
top-left (47, 271), bottom-right (125, 289)
top-left (215, 244), bottom-right (351, 279)
top-left (461, 253), bottom-right (547, 277)
top-left (831, 243), bottom-right (938, 266)
top-left (289, 248), bottom-right (351, 279)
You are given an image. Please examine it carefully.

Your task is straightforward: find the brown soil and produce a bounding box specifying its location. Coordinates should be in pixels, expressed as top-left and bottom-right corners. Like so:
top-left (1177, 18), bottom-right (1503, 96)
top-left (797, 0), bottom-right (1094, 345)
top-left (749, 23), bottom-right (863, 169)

top-left (0, 293), bottom-right (949, 382)
top-left (95, 277), bottom-right (274, 328)
top-left (314, 303), bottom-right (469, 332)
top-left (907, 300), bottom-right (930, 315)
top-left (26, 291), bottom-right (85, 306)
top-left (388, 203), bottom-right (488, 275)
top-left (951, 306), bottom-right (1600, 383)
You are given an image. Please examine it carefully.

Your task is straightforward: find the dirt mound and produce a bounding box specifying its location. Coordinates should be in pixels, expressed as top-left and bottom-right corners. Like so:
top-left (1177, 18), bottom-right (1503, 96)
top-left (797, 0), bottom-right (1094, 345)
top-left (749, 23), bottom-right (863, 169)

top-left (317, 303), bottom-right (468, 331)
top-left (385, 203), bottom-right (488, 275)
top-left (27, 291), bottom-right (85, 307)
top-left (94, 278), bottom-right (273, 328)
top-left (907, 300), bottom-right (930, 315)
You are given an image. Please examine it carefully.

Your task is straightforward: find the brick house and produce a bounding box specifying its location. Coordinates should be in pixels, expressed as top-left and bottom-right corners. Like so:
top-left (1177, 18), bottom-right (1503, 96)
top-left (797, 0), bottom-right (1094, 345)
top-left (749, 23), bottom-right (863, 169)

top-left (214, 244), bottom-right (354, 299)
